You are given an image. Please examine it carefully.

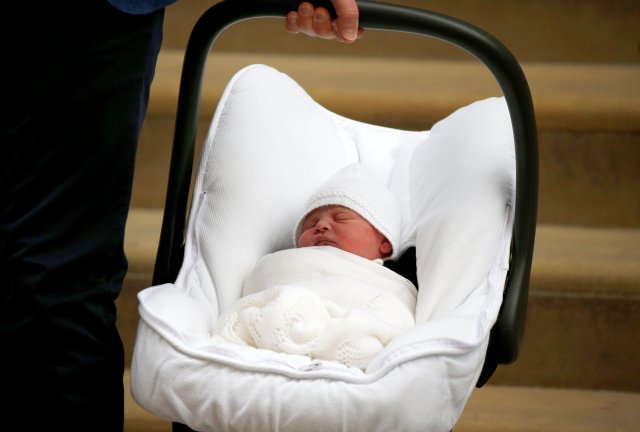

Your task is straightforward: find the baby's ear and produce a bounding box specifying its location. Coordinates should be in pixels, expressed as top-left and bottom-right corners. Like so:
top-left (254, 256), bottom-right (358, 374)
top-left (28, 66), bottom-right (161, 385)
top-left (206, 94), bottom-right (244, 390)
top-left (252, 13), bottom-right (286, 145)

top-left (380, 237), bottom-right (392, 257)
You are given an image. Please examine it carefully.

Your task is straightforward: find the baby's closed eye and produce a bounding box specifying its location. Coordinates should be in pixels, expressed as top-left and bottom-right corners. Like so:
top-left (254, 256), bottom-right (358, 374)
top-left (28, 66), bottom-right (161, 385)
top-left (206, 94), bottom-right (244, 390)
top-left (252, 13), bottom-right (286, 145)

top-left (334, 213), bottom-right (355, 222)
top-left (302, 218), bottom-right (319, 229)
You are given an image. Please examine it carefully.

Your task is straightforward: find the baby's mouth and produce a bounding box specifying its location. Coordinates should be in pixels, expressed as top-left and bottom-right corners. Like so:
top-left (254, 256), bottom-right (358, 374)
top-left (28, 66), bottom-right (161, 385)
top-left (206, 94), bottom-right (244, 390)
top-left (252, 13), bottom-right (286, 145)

top-left (314, 237), bottom-right (335, 247)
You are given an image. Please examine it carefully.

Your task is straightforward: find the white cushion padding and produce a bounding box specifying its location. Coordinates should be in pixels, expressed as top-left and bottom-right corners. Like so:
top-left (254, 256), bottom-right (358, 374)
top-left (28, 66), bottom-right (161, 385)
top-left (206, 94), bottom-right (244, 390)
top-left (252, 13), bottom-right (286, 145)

top-left (132, 64), bottom-right (515, 432)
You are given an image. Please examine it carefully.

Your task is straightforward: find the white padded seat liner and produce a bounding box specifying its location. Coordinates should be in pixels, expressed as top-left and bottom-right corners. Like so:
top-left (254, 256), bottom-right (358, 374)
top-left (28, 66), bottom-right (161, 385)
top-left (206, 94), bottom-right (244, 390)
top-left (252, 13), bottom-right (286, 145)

top-left (131, 64), bottom-right (515, 431)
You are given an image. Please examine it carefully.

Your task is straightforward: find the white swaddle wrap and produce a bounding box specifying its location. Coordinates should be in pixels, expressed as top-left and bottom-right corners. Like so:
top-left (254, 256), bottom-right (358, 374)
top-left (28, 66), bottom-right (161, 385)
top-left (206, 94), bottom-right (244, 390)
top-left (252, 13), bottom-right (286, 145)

top-left (212, 246), bottom-right (417, 369)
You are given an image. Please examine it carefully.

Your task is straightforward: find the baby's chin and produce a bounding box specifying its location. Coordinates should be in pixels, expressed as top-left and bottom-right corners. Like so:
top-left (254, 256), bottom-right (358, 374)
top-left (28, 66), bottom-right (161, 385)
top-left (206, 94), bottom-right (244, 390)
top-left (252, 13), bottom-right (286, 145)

top-left (301, 243), bottom-right (385, 261)
top-left (314, 240), bottom-right (337, 247)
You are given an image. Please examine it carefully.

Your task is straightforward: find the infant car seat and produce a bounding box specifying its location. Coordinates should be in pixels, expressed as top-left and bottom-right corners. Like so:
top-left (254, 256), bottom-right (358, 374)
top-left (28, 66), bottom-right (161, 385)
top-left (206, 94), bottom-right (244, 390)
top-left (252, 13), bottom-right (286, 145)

top-left (131, 1), bottom-right (538, 431)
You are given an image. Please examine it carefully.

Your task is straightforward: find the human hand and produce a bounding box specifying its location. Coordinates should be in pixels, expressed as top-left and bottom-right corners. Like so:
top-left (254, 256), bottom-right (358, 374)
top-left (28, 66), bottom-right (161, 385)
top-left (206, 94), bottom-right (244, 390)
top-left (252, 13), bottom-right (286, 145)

top-left (286, 0), bottom-right (363, 43)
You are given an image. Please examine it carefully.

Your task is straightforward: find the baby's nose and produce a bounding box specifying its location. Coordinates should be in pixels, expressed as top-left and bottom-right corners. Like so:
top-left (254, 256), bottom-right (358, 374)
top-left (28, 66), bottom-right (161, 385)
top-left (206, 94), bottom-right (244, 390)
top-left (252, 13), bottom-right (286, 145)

top-left (315, 218), bottom-right (331, 231)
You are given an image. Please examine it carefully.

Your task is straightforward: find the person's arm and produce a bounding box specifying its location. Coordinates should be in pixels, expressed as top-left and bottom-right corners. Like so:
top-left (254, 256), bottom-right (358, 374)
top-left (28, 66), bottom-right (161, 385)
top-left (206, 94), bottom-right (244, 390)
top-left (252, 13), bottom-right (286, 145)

top-left (286, 0), bottom-right (362, 43)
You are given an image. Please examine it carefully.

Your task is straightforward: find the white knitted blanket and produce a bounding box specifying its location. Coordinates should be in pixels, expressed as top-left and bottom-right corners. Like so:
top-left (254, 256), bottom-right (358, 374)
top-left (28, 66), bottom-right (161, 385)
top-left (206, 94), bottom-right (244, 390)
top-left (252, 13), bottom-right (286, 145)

top-left (211, 246), bottom-right (417, 369)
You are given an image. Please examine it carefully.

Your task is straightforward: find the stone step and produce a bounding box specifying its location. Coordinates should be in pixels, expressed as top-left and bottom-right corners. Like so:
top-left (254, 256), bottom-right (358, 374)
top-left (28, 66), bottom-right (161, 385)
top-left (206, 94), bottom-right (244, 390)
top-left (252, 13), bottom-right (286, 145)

top-left (457, 385), bottom-right (640, 432)
top-left (491, 225), bottom-right (640, 392)
top-left (118, 209), bottom-right (640, 392)
top-left (123, 368), bottom-right (640, 432)
top-left (162, 0), bottom-right (640, 64)
top-left (133, 51), bottom-right (640, 227)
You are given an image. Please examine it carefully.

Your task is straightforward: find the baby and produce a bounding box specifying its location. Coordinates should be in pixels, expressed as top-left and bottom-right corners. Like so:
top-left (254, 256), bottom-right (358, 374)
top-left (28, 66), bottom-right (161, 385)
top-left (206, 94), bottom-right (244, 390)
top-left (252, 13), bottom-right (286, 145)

top-left (211, 163), bottom-right (417, 369)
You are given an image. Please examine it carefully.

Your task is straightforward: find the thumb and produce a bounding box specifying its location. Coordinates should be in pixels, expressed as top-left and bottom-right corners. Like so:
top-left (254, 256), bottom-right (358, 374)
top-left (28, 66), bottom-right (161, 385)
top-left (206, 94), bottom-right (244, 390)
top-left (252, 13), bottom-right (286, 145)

top-left (331, 0), bottom-right (359, 41)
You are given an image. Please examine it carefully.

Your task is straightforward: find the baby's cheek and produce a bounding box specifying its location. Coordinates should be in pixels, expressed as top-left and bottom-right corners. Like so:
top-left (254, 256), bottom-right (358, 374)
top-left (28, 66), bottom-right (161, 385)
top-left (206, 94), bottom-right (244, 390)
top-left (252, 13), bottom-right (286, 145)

top-left (347, 233), bottom-right (382, 258)
top-left (297, 232), bottom-right (310, 247)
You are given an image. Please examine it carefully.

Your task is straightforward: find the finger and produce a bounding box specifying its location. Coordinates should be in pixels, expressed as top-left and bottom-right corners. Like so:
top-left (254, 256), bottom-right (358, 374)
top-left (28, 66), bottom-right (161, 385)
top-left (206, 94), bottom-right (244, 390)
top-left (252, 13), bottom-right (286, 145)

top-left (297, 2), bottom-right (315, 37)
top-left (285, 11), bottom-right (301, 33)
top-left (331, 0), bottom-right (359, 42)
top-left (330, 21), bottom-right (365, 43)
top-left (312, 7), bottom-right (336, 40)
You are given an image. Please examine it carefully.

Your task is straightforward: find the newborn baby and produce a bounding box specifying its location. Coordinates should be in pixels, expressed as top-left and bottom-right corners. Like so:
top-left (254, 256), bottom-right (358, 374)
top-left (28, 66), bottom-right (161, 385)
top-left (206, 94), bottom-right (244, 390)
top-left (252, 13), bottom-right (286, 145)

top-left (211, 163), bottom-right (417, 369)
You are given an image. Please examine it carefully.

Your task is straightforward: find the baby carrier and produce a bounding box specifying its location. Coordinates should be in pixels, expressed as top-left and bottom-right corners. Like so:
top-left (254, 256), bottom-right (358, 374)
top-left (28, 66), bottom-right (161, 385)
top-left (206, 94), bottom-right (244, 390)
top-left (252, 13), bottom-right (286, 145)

top-left (131, 0), bottom-right (538, 430)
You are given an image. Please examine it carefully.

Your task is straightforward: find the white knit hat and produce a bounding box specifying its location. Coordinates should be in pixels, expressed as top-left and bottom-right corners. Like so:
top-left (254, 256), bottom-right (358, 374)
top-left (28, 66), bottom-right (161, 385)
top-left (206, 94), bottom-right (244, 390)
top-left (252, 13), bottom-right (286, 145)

top-left (294, 163), bottom-right (402, 260)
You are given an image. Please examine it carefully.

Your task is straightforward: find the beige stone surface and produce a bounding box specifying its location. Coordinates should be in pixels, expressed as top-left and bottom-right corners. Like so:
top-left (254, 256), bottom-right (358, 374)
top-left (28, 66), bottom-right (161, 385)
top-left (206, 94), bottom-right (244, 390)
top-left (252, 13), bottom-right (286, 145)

top-left (457, 385), bottom-right (640, 432)
top-left (532, 225), bottom-right (640, 298)
top-left (162, 0), bottom-right (640, 64)
top-left (146, 51), bottom-right (640, 131)
top-left (491, 294), bottom-right (640, 392)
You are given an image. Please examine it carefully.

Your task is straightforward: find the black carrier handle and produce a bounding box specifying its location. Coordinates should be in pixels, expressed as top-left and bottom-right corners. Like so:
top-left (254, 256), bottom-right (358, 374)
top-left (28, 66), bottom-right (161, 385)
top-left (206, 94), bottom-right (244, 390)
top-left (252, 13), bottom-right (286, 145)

top-left (153, 0), bottom-right (538, 393)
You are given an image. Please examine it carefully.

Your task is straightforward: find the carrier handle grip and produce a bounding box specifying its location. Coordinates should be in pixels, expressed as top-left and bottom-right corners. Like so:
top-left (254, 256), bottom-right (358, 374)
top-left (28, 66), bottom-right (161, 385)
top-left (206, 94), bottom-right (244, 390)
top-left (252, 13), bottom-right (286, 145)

top-left (154, 0), bottom-right (538, 380)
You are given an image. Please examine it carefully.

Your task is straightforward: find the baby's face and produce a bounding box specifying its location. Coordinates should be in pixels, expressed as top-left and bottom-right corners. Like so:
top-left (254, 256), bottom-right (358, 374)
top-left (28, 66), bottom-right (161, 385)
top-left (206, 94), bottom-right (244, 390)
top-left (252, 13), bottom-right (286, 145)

top-left (297, 205), bottom-right (392, 260)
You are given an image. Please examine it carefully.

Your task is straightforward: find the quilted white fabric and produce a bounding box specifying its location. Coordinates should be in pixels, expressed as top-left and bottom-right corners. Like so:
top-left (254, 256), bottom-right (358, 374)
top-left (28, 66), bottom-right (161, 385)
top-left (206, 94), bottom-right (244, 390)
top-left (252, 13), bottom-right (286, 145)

top-left (131, 64), bottom-right (515, 431)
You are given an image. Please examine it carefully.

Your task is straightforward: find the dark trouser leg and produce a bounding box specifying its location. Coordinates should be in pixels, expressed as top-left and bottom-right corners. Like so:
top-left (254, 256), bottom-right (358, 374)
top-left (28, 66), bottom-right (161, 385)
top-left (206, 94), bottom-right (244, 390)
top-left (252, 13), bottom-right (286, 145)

top-left (0, 2), bottom-right (163, 430)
